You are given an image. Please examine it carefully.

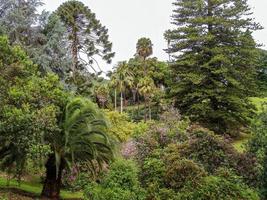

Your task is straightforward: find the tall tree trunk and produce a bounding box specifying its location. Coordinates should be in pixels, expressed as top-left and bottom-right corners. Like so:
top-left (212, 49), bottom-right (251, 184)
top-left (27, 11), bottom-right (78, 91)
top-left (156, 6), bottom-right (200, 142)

top-left (114, 89), bottom-right (117, 111)
top-left (137, 92), bottom-right (140, 113)
top-left (41, 155), bottom-right (64, 200)
top-left (71, 28), bottom-right (79, 77)
top-left (149, 100), bottom-right (151, 121)
top-left (120, 90), bottom-right (123, 113)
top-left (123, 90), bottom-right (127, 107)
top-left (144, 97), bottom-right (147, 121)
top-left (207, 0), bottom-right (213, 33)
top-left (132, 88), bottom-right (137, 104)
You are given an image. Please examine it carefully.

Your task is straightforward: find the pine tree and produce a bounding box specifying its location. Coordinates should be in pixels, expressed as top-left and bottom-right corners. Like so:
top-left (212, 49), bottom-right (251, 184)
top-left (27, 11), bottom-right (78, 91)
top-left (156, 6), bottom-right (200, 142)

top-left (56, 0), bottom-right (115, 76)
top-left (165, 0), bottom-right (262, 135)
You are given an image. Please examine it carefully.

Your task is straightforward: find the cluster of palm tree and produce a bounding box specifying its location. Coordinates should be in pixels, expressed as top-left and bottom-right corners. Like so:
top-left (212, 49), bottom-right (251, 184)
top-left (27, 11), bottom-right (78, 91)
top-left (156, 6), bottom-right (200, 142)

top-left (109, 38), bottom-right (156, 121)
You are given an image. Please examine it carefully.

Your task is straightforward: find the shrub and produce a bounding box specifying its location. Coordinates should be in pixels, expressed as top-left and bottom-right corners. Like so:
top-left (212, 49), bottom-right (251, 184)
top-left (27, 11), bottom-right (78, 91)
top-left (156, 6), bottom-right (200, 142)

top-left (164, 158), bottom-right (207, 191)
top-left (142, 156), bottom-right (166, 186)
top-left (104, 110), bottom-right (137, 142)
top-left (135, 109), bottom-right (190, 164)
top-left (179, 127), bottom-right (232, 172)
top-left (84, 159), bottom-right (146, 200)
top-left (178, 176), bottom-right (260, 200)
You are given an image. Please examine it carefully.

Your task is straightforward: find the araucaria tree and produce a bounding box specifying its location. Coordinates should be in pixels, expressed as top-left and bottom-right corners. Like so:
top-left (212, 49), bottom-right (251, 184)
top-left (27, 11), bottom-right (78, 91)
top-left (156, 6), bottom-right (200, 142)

top-left (165, 0), bottom-right (261, 135)
top-left (56, 0), bottom-right (114, 77)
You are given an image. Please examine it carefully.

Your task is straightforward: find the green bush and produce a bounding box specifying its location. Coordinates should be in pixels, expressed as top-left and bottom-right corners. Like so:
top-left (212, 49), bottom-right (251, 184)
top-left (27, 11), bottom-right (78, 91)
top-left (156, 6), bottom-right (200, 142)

top-left (84, 159), bottom-right (146, 200)
top-left (180, 127), bottom-right (232, 172)
top-left (178, 176), bottom-right (260, 200)
top-left (142, 156), bottom-right (166, 186)
top-left (104, 110), bottom-right (148, 142)
top-left (164, 158), bottom-right (207, 191)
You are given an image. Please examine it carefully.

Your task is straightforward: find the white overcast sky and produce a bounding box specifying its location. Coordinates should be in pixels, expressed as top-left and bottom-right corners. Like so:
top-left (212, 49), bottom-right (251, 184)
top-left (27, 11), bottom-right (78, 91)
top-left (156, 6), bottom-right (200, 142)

top-left (42, 0), bottom-right (267, 72)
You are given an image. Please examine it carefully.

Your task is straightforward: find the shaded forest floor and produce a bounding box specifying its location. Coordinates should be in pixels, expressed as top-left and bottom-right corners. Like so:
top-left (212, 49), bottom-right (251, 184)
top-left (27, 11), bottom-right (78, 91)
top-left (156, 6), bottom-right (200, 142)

top-left (0, 177), bottom-right (83, 200)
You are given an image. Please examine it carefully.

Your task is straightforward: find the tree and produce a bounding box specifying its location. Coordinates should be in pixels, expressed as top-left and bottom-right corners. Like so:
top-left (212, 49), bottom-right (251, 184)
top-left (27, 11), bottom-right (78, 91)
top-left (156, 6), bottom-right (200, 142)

top-left (35, 13), bottom-right (72, 79)
top-left (0, 0), bottom-right (44, 47)
top-left (256, 49), bottom-right (267, 96)
top-left (56, 0), bottom-right (114, 77)
top-left (94, 83), bottom-right (109, 108)
top-left (0, 0), bottom-right (72, 81)
top-left (165, 0), bottom-right (261, 135)
top-left (112, 62), bottom-right (133, 113)
top-left (109, 74), bottom-right (120, 111)
top-left (136, 37), bottom-right (153, 75)
top-left (41, 97), bottom-right (113, 199)
top-left (0, 36), bottom-right (68, 182)
top-left (138, 77), bottom-right (156, 121)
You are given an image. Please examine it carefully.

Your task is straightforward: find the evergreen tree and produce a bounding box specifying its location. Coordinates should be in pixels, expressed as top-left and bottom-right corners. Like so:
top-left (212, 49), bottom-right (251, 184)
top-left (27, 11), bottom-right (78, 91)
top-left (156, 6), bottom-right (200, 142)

top-left (0, 0), bottom-right (70, 79)
top-left (56, 0), bottom-right (114, 77)
top-left (165, 0), bottom-right (261, 135)
top-left (0, 0), bottom-right (44, 47)
top-left (35, 14), bottom-right (72, 80)
top-left (256, 49), bottom-right (267, 96)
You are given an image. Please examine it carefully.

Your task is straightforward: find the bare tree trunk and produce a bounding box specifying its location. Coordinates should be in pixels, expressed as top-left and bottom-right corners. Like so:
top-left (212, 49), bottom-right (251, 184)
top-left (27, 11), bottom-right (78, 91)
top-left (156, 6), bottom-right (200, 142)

top-left (114, 89), bottom-right (117, 111)
top-left (132, 88), bottom-right (137, 104)
top-left (71, 28), bottom-right (79, 80)
top-left (120, 90), bottom-right (123, 113)
top-left (41, 155), bottom-right (65, 200)
top-left (144, 97), bottom-right (147, 121)
top-left (149, 100), bottom-right (151, 121)
top-left (137, 92), bottom-right (140, 115)
top-left (207, 0), bottom-right (213, 33)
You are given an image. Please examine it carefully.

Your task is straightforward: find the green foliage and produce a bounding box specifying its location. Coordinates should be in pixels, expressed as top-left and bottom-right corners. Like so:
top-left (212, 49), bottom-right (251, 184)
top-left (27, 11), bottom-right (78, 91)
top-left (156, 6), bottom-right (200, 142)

top-left (56, 0), bottom-right (114, 72)
top-left (165, 0), bottom-right (261, 135)
top-left (36, 13), bottom-right (71, 78)
top-left (142, 156), bottom-right (166, 187)
top-left (0, 36), bottom-right (67, 179)
top-left (105, 111), bottom-right (137, 142)
top-left (179, 125), bottom-right (261, 187)
top-left (178, 175), bottom-right (260, 200)
top-left (0, 0), bottom-right (44, 46)
top-left (179, 126), bottom-right (232, 172)
top-left (50, 97), bottom-right (114, 176)
top-left (256, 49), bottom-right (267, 96)
top-left (248, 110), bottom-right (267, 197)
top-left (84, 159), bottom-right (146, 200)
top-left (164, 158), bottom-right (206, 191)
top-left (136, 38), bottom-right (153, 60)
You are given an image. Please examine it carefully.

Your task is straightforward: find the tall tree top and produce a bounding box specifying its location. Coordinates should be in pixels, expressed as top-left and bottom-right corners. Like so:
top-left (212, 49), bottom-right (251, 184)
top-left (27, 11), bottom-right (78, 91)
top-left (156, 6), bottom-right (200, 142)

top-left (136, 37), bottom-right (153, 60)
top-left (56, 0), bottom-right (114, 73)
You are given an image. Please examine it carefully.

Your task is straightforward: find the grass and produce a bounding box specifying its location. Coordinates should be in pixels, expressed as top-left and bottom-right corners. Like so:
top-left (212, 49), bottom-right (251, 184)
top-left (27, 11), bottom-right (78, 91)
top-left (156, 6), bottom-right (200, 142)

top-left (0, 177), bottom-right (83, 199)
top-left (231, 97), bottom-right (267, 152)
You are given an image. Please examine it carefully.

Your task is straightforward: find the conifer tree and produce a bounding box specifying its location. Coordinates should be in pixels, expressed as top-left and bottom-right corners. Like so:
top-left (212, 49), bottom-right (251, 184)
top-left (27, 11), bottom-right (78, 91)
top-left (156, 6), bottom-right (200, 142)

top-left (56, 1), bottom-right (114, 76)
top-left (165, 0), bottom-right (261, 135)
top-left (0, 0), bottom-right (44, 46)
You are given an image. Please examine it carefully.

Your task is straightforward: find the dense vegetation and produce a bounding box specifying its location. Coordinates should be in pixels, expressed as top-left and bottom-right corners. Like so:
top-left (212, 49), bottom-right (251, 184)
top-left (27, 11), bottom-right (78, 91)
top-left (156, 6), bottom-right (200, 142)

top-left (0, 0), bottom-right (267, 199)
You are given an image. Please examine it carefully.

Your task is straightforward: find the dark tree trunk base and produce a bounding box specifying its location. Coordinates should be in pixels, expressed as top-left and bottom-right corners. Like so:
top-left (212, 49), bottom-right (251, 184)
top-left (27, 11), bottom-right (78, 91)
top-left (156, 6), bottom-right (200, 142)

top-left (41, 155), bottom-right (64, 200)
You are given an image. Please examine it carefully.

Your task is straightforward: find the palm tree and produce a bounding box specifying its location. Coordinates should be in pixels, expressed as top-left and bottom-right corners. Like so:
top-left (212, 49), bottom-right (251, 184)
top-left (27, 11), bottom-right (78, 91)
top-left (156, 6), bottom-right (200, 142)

top-left (136, 38), bottom-right (153, 76)
top-left (41, 97), bottom-right (113, 199)
top-left (110, 74), bottom-right (119, 111)
top-left (94, 84), bottom-right (109, 108)
top-left (113, 61), bottom-right (133, 113)
top-left (136, 38), bottom-right (153, 60)
top-left (138, 77), bottom-right (155, 121)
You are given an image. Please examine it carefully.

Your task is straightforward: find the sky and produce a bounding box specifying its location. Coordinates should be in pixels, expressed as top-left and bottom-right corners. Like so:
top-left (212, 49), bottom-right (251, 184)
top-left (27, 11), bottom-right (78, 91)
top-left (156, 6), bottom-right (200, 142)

top-left (42, 0), bottom-right (267, 72)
